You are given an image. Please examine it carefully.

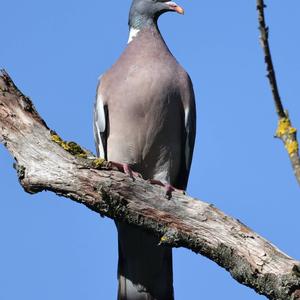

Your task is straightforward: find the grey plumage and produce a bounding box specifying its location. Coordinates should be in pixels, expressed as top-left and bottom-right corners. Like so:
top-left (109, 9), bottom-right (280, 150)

top-left (94, 1), bottom-right (196, 299)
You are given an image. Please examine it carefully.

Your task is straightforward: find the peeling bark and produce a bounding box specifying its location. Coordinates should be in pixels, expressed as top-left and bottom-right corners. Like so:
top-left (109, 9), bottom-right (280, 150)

top-left (0, 71), bottom-right (300, 299)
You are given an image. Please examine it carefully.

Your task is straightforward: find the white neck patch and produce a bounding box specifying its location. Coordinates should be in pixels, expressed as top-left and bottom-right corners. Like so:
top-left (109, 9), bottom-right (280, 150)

top-left (128, 27), bottom-right (140, 44)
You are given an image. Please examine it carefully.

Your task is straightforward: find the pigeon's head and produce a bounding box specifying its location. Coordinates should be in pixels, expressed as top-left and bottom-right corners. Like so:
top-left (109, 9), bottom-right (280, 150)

top-left (129, 0), bottom-right (184, 29)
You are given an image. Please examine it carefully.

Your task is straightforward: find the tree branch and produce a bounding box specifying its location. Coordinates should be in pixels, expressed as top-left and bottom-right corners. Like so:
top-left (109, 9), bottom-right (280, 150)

top-left (1, 70), bottom-right (300, 299)
top-left (256, 0), bottom-right (300, 185)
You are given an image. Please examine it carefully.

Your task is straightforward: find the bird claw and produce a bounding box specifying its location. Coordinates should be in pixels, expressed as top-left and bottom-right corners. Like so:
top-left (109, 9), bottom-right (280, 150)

top-left (123, 164), bottom-right (143, 180)
top-left (165, 184), bottom-right (175, 200)
top-left (109, 162), bottom-right (184, 198)
top-left (109, 161), bottom-right (142, 181)
top-left (148, 179), bottom-right (178, 199)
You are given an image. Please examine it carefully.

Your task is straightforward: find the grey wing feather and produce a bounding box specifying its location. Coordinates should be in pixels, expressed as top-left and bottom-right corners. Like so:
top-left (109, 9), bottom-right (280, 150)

top-left (184, 98), bottom-right (196, 174)
top-left (177, 77), bottom-right (196, 190)
top-left (93, 76), bottom-right (108, 159)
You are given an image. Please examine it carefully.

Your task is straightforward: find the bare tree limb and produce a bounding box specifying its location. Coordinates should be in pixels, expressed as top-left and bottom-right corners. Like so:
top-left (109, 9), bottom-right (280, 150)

top-left (256, 0), bottom-right (300, 185)
top-left (1, 70), bottom-right (300, 299)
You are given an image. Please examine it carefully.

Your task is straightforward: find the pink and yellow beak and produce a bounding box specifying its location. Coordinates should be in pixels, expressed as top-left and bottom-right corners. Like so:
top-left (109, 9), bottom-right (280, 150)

top-left (166, 1), bottom-right (185, 15)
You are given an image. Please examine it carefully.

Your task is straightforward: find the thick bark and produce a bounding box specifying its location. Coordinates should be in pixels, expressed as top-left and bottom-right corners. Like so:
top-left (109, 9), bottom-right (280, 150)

top-left (0, 71), bottom-right (300, 299)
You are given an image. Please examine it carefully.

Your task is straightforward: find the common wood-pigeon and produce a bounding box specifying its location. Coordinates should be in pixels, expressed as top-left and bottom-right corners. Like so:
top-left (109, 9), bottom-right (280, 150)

top-left (93, 0), bottom-right (196, 299)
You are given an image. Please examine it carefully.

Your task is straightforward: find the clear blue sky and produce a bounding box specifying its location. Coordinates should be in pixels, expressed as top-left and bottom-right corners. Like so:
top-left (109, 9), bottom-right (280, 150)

top-left (1, 1), bottom-right (299, 299)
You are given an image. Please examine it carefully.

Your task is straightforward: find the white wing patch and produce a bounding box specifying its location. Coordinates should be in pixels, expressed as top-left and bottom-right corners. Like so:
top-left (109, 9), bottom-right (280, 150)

top-left (184, 107), bottom-right (189, 128)
top-left (93, 75), bottom-right (107, 159)
top-left (184, 107), bottom-right (191, 168)
top-left (95, 92), bottom-right (106, 159)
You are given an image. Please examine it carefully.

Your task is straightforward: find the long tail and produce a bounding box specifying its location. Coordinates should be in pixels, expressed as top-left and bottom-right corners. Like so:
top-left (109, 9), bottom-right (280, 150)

top-left (117, 222), bottom-right (174, 300)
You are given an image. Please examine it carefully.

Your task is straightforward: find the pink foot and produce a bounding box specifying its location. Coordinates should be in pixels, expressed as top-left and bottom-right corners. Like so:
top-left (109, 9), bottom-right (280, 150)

top-left (110, 161), bottom-right (142, 181)
top-left (149, 179), bottom-right (177, 199)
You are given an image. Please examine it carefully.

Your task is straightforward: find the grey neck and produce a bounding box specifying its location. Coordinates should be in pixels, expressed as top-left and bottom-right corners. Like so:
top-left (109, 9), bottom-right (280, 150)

top-left (128, 12), bottom-right (158, 30)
